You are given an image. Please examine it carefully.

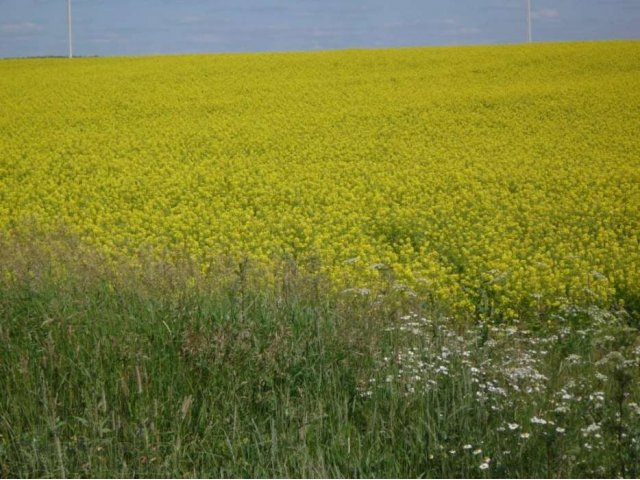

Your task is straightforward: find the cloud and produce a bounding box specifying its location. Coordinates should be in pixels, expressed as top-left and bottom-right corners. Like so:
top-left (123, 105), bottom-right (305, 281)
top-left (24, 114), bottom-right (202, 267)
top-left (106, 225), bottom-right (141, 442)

top-left (88, 32), bottom-right (126, 45)
top-left (177, 15), bottom-right (204, 25)
top-left (443, 25), bottom-right (481, 37)
top-left (457, 26), bottom-right (481, 35)
top-left (440, 18), bottom-right (458, 26)
top-left (533, 8), bottom-right (560, 20)
top-left (188, 33), bottom-right (223, 45)
top-left (487, 0), bottom-right (523, 10)
top-left (0, 22), bottom-right (42, 36)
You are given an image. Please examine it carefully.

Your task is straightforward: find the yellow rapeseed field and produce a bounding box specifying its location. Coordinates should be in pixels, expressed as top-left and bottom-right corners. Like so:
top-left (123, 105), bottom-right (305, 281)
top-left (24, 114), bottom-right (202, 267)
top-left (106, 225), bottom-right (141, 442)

top-left (1, 41), bottom-right (639, 317)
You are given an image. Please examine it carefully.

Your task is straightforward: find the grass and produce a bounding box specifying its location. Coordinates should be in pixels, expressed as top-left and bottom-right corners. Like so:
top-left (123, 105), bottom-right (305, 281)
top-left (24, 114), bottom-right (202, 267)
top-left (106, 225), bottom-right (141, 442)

top-left (1, 239), bottom-right (639, 477)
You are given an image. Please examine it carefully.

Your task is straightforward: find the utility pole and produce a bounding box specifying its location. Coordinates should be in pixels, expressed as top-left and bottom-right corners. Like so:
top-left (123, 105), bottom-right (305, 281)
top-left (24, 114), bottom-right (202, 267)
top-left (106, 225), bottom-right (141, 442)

top-left (67, 0), bottom-right (73, 58)
top-left (527, 0), bottom-right (532, 43)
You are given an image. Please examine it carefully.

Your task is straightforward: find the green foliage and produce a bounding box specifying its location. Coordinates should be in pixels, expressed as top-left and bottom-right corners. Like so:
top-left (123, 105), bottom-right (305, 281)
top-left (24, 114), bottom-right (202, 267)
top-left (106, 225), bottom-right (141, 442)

top-left (1, 269), bottom-right (638, 477)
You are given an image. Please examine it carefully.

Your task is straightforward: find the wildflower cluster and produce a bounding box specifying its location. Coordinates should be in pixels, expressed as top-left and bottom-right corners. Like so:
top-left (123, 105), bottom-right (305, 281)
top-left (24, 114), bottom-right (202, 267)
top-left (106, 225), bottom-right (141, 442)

top-left (360, 304), bottom-right (640, 476)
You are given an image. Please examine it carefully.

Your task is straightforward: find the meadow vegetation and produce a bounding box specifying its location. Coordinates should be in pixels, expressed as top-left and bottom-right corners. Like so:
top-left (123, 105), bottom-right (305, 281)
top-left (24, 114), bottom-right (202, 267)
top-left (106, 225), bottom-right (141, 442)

top-left (1, 237), bottom-right (638, 477)
top-left (1, 41), bottom-right (639, 477)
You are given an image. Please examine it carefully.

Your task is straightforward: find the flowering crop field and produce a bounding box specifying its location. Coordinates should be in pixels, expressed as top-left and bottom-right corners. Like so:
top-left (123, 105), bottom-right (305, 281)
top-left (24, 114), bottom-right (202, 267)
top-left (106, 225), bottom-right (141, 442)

top-left (2, 41), bottom-right (640, 478)
top-left (1, 41), bottom-right (639, 317)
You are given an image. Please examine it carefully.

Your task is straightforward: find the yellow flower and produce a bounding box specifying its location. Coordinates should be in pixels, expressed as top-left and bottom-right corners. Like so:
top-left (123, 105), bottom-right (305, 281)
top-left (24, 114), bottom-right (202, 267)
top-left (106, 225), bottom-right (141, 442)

top-left (0, 41), bottom-right (638, 318)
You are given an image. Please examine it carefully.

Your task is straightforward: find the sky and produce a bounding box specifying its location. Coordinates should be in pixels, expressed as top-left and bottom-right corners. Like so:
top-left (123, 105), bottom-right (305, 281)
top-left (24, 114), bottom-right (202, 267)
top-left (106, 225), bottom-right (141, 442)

top-left (0, 0), bottom-right (638, 58)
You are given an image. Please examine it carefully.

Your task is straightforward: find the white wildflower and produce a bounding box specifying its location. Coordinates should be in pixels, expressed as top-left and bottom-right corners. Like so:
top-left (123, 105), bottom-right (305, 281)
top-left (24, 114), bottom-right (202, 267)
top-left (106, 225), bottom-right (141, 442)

top-left (565, 354), bottom-right (582, 364)
top-left (581, 423), bottom-right (601, 436)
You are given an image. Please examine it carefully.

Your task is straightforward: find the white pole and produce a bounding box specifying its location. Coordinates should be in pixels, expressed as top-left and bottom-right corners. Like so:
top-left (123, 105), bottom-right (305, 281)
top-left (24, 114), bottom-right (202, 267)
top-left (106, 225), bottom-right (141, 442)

top-left (527, 0), bottom-right (532, 43)
top-left (67, 0), bottom-right (73, 58)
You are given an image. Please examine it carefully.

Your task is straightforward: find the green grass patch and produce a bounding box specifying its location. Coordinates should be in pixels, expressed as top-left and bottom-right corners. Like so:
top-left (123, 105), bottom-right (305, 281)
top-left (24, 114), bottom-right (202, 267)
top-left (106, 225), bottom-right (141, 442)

top-left (1, 256), bottom-right (639, 477)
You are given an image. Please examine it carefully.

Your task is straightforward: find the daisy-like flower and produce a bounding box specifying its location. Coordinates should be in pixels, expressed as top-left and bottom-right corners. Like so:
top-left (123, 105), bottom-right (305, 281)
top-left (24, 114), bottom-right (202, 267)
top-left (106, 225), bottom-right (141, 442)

top-left (531, 416), bottom-right (547, 425)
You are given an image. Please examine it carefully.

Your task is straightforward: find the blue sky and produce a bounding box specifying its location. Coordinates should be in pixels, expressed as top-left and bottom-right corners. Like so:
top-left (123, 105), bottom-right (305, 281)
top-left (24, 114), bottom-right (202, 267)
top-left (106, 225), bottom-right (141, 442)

top-left (0, 0), bottom-right (638, 58)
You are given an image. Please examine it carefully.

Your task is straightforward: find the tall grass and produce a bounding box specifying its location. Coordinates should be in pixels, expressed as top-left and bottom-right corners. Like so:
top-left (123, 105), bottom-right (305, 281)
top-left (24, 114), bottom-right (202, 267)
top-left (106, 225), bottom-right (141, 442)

top-left (0, 234), bottom-right (638, 477)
